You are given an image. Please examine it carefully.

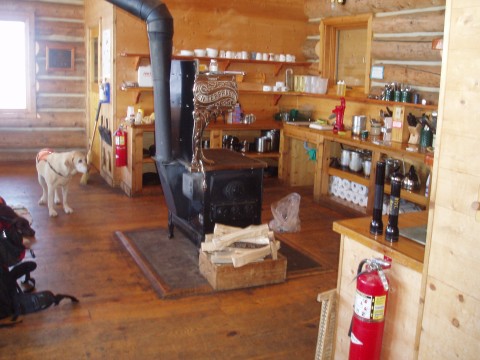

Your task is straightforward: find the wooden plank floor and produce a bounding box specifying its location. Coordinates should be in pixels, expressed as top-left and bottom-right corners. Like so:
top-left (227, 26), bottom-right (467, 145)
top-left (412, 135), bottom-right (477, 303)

top-left (0, 162), bottom-right (361, 359)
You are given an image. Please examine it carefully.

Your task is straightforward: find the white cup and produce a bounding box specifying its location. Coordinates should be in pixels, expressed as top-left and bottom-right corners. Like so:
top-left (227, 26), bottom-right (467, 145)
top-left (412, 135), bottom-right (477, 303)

top-left (262, 53), bottom-right (268, 61)
top-left (256, 52), bottom-right (262, 61)
top-left (219, 50), bottom-right (226, 58)
top-left (279, 54), bottom-right (286, 62)
top-left (241, 51), bottom-right (249, 60)
top-left (226, 51), bottom-right (234, 59)
top-left (286, 54), bottom-right (295, 62)
top-left (276, 81), bottom-right (285, 88)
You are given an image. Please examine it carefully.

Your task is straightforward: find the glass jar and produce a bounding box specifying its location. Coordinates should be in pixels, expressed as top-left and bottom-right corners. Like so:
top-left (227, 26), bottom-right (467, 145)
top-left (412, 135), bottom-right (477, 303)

top-left (209, 59), bottom-right (218, 72)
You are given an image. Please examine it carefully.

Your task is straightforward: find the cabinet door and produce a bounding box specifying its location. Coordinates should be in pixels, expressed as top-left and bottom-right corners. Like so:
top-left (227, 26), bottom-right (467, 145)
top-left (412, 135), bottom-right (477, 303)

top-left (335, 235), bottom-right (422, 359)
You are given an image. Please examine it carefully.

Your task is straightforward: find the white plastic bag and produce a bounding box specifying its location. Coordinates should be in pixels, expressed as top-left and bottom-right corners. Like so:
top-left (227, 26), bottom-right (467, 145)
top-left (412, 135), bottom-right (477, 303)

top-left (269, 192), bottom-right (301, 233)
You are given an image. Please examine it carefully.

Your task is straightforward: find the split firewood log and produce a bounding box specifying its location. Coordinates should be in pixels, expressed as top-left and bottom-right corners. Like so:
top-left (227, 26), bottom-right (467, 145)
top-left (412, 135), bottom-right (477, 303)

top-left (212, 224), bottom-right (270, 249)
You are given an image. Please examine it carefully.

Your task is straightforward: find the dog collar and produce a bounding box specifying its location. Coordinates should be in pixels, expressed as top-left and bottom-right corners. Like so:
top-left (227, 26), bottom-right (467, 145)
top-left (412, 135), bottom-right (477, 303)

top-left (47, 161), bottom-right (67, 178)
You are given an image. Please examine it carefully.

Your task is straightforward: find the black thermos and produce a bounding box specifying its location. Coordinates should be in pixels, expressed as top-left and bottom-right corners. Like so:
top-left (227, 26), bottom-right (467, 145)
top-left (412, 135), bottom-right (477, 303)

top-left (370, 161), bottom-right (386, 235)
top-left (385, 178), bottom-right (402, 242)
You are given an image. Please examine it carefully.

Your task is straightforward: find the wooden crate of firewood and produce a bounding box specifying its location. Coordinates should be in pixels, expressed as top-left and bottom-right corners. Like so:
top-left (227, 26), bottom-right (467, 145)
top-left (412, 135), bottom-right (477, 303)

top-left (199, 224), bottom-right (287, 291)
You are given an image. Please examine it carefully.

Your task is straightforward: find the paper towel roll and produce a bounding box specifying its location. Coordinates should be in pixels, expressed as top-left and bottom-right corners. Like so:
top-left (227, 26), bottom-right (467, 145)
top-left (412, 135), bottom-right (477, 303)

top-left (351, 182), bottom-right (359, 192)
top-left (345, 190), bottom-right (354, 202)
top-left (341, 179), bottom-right (350, 190)
top-left (358, 185), bottom-right (368, 196)
top-left (359, 196), bottom-right (368, 207)
top-left (352, 193), bottom-right (360, 205)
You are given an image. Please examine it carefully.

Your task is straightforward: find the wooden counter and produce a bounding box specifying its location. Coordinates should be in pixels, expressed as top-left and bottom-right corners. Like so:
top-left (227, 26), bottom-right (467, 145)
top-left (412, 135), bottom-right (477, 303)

top-left (333, 211), bottom-right (426, 273)
top-left (332, 211), bottom-right (427, 359)
top-left (280, 124), bottom-right (431, 212)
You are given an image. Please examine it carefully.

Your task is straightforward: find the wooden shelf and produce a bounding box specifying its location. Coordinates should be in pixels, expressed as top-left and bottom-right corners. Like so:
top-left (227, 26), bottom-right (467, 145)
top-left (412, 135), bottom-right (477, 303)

top-left (121, 87), bottom-right (153, 104)
top-left (119, 52), bottom-right (312, 74)
top-left (319, 131), bottom-right (431, 164)
top-left (384, 182), bottom-right (429, 207)
top-left (244, 152), bottom-right (280, 159)
top-left (328, 167), bottom-right (370, 187)
top-left (207, 121), bottom-right (282, 131)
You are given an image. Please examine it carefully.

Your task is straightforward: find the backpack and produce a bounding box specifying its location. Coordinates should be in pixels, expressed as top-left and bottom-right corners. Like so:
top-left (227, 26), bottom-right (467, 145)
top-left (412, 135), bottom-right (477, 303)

top-left (0, 262), bottom-right (79, 325)
top-left (0, 209), bottom-right (79, 326)
top-left (0, 216), bottom-right (27, 267)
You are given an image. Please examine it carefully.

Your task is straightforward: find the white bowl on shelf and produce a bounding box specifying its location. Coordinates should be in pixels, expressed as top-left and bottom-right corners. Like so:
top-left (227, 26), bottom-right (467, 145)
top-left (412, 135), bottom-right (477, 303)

top-left (194, 49), bottom-right (207, 57)
top-left (179, 50), bottom-right (194, 56)
top-left (206, 48), bottom-right (219, 58)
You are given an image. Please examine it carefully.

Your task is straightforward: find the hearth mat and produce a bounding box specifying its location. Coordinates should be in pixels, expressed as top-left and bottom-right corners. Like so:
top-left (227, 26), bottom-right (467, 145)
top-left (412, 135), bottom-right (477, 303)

top-left (115, 228), bottom-right (329, 299)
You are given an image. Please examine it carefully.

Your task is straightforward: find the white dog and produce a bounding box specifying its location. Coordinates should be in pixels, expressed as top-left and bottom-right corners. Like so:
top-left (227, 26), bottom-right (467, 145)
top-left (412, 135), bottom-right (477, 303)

top-left (36, 148), bottom-right (88, 217)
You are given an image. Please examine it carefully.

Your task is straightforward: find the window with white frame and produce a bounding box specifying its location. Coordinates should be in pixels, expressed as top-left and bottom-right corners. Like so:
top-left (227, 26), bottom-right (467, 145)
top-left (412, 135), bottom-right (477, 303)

top-left (0, 10), bottom-right (36, 117)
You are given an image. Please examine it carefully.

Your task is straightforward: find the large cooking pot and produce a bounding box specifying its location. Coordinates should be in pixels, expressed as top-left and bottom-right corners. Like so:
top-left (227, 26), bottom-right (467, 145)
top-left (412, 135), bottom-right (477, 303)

top-left (255, 136), bottom-right (272, 153)
top-left (261, 129), bottom-right (280, 152)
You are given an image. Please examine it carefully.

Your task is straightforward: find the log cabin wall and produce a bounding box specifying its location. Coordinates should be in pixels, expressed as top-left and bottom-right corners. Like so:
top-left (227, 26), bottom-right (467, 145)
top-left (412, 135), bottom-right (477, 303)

top-left (0, 0), bottom-right (86, 161)
top-left (303, 0), bottom-right (446, 107)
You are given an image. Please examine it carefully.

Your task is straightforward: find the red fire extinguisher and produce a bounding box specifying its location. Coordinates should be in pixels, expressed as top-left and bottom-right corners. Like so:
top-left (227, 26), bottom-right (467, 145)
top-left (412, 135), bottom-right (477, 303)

top-left (349, 258), bottom-right (391, 360)
top-left (114, 125), bottom-right (127, 167)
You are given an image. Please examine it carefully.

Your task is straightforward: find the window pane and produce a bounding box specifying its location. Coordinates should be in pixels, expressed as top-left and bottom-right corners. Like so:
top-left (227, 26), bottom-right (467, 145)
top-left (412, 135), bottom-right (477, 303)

top-left (0, 21), bottom-right (27, 110)
top-left (337, 28), bottom-right (367, 87)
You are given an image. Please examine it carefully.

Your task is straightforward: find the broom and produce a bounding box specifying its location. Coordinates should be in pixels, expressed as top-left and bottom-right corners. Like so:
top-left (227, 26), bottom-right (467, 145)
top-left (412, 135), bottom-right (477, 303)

top-left (80, 101), bottom-right (102, 185)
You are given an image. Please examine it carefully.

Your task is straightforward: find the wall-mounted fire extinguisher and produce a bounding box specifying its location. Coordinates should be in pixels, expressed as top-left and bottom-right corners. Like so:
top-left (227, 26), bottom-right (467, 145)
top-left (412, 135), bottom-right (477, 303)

top-left (114, 125), bottom-right (127, 167)
top-left (349, 258), bottom-right (391, 360)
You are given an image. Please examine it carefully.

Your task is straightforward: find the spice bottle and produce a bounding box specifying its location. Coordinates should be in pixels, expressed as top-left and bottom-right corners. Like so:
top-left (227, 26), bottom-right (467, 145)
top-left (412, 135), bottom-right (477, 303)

top-left (209, 59), bottom-right (218, 73)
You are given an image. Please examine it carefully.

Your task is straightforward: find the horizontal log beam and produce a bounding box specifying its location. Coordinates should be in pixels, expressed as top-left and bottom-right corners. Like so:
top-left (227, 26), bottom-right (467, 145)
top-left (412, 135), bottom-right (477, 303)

top-left (302, 39), bottom-right (319, 60)
top-left (380, 64), bottom-right (442, 88)
top-left (373, 9), bottom-right (445, 33)
top-left (305, 0), bottom-right (446, 19)
top-left (0, 112), bottom-right (85, 128)
top-left (373, 33), bottom-right (444, 42)
top-left (371, 41), bottom-right (442, 61)
top-left (0, 129), bottom-right (86, 149)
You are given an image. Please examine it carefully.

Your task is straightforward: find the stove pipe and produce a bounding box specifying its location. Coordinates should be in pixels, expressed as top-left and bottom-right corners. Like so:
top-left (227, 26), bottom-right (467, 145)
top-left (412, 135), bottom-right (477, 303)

top-left (105, 0), bottom-right (173, 163)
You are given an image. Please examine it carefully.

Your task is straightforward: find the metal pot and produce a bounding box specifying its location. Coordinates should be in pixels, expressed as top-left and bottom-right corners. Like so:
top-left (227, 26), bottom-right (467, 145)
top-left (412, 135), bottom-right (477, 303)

top-left (340, 148), bottom-right (351, 168)
top-left (362, 157), bottom-right (372, 177)
top-left (255, 136), bottom-right (272, 153)
top-left (261, 129), bottom-right (280, 152)
top-left (385, 158), bottom-right (401, 181)
top-left (349, 151), bottom-right (363, 172)
top-left (402, 165), bottom-right (421, 191)
top-left (352, 115), bottom-right (367, 136)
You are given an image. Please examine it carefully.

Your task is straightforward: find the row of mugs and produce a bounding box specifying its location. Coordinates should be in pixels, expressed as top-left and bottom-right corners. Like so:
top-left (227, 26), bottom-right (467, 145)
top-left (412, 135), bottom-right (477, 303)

top-left (180, 49), bottom-right (296, 62)
top-left (219, 51), bottom-right (295, 62)
top-left (263, 81), bottom-right (289, 92)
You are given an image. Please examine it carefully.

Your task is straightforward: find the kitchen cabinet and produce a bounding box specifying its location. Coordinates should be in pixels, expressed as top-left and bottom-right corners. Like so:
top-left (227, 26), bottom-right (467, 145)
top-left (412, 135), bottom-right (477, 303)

top-left (280, 124), bottom-right (432, 214)
top-left (118, 123), bottom-right (156, 196)
top-left (332, 211), bottom-right (427, 359)
top-left (321, 132), bottom-right (431, 214)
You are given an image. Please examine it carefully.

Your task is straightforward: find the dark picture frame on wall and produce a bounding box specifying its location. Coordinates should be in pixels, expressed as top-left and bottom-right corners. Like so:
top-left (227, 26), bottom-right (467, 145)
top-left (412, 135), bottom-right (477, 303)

top-left (46, 45), bottom-right (75, 71)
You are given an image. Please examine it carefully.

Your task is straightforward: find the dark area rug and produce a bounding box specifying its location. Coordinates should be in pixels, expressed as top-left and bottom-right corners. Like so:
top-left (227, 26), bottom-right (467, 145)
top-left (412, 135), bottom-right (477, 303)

top-left (115, 228), bottom-right (330, 299)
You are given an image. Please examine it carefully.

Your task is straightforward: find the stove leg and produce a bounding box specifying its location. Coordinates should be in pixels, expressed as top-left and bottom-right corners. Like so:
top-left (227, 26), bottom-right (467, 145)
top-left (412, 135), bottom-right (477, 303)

top-left (168, 211), bottom-right (174, 238)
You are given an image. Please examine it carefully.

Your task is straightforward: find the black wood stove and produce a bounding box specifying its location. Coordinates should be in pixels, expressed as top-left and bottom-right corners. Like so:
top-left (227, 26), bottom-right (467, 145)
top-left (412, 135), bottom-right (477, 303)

top-left (105, 0), bottom-right (265, 246)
